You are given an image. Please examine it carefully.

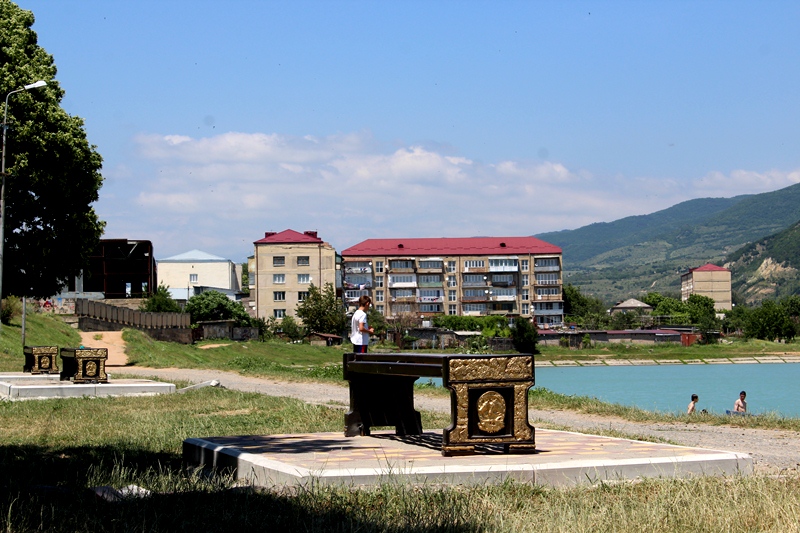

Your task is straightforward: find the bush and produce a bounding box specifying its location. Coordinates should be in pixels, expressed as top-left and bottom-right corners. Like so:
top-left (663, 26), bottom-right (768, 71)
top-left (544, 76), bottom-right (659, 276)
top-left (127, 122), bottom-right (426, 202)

top-left (185, 291), bottom-right (251, 327)
top-left (139, 284), bottom-right (182, 313)
top-left (1, 296), bottom-right (22, 325)
top-left (511, 317), bottom-right (538, 354)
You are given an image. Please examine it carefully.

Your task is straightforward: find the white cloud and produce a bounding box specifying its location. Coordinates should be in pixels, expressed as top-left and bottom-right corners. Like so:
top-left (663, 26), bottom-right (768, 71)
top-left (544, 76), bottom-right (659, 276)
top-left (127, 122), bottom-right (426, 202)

top-left (96, 130), bottom-right (800, 260)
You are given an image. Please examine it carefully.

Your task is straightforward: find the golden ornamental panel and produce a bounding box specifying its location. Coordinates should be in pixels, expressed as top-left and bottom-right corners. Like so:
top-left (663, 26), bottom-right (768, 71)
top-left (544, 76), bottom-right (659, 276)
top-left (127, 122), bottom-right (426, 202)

top-left (476, 391), bottom-right (506, 433)
top-left (448, 356), bottom-right (532, 382)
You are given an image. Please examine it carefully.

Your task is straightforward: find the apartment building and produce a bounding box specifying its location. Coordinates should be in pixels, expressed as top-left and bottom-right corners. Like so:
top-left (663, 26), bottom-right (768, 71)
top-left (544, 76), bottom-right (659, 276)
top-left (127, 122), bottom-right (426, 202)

top-left (340, 236), bottom-right (564, 326)
top-left (252, 229), bottom-right (337, 320)
top-left (680, 263), bottom-right (732, 311)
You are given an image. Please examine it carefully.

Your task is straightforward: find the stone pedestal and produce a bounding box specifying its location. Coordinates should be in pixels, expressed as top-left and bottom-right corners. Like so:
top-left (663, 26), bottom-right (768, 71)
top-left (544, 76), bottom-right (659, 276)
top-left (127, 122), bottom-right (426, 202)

top-left (60, 348), bottom-right (108, 383)
top-left (23, 346), bottom-right (59, 374)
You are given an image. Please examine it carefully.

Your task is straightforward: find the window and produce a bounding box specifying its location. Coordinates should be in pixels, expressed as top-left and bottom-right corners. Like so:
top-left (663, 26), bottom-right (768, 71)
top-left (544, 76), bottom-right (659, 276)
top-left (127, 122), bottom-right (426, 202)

top-left (298, 291), bottom-right (309, 301)
top-left (534, 258), bottom-right (560, 268)
top-left (493, 288), bottom-right (515, 297)
top-left (463, 274), bottom-right (484, 285)
top-left (536, 273), bottom-right (559, 285)
top-left (376, 305), bottom-right (384, 315)
top-left (346, 261), bottom-right (371, 273)
top-left (392, 289), bottom-right (414, 298)
top-left (419, 289), bottom-right (442, 301)
top-left (492, 274), bottom-right (514, 284)
top-left (375, 261), bottom-right (384, 273)
top-left (522, 289), bottom-right (529, 301)
top-left (298, 274), bottom-right (310, 284)
top-left (464, 289), bottom-right (487, 298)
top-left (420, 303), bottom-right (442, 313)
top-left (419, 260), bottom-right (443, 269)
top-left (376, 290), bottom-right (384, 302)
top-left (375, 276), bottom-right (384, 288)
top-left (448, 290), bottom-right (457, 302)
top-left (393, 304), bottom-right (411, 313)
top-left (189, 273), bottom-right (198, 283)
top-left (390, 260), bottom-right (414, 270)
top-left (447, 261), bottom-right (456, 273)
top-left (345, 289), bottom-right (369, 300)
top-left (464, 260), bottom-right (485, 269)
top-left (489, 258), bottom-right (518, 268)
top-left (273, 291), bottom-right (285, 301)
top-left (273, 256), bottom-right (285, 267)
top-left (419, 274), bottom-right (441, 284)
top-left (391, 274), bottom-right (414, 284)
top-left (273, 274), bottom-right (285, 284)
top-left (521, 259), bottom-right (529, 271)
top-left (297, 256), bottom-right (310, 266)
top-left (448, 304), bottom-right (457, 315)
top-left (274, 309), bottom-right (286, 318)
top-left (522, 274), bottom-right (529, 286)
top-left (447, 276), bottom-right (457, 287)
top-left (462, 303), bottom-right (486, 312)
top-left (536, 287), bottom-right (560, 297)
top-left (522, 303), bottom-right (530, 315)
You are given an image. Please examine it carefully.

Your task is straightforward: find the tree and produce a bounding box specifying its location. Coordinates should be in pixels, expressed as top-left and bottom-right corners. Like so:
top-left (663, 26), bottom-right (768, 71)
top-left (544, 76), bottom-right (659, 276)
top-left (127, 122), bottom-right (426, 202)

top-left (279, 315), bottom-right (305, 341)
top-left (294, 283), bottom-right (346, 335)
top-left (185, 290), bottom-right (251, 326)
top-left (139, 284), bottom-right (181, 313)
top-left (240, 262), bottom-right (250, 296)
top-left (562, 284), bottom-right (606, 318)
top-left (686, 294), bottom-right (716, 324)
top-left (511, 317), bottom-right (538, 354)
top-left (744, 300), bottom-right (795, 342)
top-left (1, 3), bottom-right (105, 298)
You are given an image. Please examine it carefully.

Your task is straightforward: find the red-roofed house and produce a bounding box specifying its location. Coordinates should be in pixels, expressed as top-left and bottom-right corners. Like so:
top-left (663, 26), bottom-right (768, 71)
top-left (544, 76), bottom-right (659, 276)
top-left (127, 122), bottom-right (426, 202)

top-left (680, 263), bottom-right (732, 311)
top-left (340, 236), bottom-right (564, 325)
top-left (252, 230), bottom-right (337, 320)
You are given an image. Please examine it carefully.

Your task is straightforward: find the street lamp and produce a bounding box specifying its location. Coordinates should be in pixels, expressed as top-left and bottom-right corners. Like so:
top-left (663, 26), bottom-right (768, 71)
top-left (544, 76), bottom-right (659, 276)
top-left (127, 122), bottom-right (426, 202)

top-left (0, 80), bottom-right (47, 333)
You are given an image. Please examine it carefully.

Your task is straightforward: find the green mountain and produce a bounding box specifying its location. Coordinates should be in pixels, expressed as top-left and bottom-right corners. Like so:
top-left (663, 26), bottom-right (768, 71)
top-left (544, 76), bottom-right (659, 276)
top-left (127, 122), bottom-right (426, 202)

top-left (536, 182), bottom-right (800, 305)
top-left (725, 220), bottom-right (800, 303)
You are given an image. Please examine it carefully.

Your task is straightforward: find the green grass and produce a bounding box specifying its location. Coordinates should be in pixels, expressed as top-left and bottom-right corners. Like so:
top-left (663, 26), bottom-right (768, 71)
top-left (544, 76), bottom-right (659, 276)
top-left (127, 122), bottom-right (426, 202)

top-left (0, 312), bottom-right (81, 372)
top-left (2, 388), bottom-right (800, 532)
top-left (537, 337), bottom-right (800, 361)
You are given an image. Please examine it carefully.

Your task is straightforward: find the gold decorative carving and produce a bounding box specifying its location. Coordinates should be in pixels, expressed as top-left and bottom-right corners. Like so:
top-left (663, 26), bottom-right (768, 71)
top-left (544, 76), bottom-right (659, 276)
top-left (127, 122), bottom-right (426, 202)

top-left (449, 356), bottom-right (532, 382)
top-left (476, 391), bottom-right (506, 433)
top-left (40, 356), bottom-right (51, 369)
top-left (85, 361), bottom-right (98, 377)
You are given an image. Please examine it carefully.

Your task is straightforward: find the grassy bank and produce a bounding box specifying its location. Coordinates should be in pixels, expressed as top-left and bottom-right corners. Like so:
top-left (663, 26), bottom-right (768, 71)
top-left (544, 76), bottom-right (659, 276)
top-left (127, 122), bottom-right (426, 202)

top-left (2, 388), bottom-right (800, 532)
top-left (0, 312), bottom-right (81, 372)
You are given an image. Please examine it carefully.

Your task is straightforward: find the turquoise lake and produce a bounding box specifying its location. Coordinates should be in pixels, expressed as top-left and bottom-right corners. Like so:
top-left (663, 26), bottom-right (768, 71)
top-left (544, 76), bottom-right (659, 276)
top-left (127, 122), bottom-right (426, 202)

top-left (425, 363), bottom-right (800, 418)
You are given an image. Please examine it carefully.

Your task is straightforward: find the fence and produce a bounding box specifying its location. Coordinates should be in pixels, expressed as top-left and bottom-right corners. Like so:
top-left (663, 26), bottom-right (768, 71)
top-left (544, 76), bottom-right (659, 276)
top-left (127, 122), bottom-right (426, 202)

top-left (75, 299), bottom-right (190, 329)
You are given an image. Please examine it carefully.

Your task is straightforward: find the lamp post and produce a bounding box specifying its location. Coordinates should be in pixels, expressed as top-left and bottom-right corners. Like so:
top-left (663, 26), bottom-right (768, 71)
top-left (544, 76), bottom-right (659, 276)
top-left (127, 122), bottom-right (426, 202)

top-left (0, 80), bottom-right (47, 334)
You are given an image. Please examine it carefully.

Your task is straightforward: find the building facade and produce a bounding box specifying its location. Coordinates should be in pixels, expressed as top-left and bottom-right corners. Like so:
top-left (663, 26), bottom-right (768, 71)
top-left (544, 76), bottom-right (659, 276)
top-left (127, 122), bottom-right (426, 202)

top-left (157, 250), bottom-right (242, 301)
top-left (252, 230), bottom-right (337, 320)
top-left (340, 236), bottom-right (564, 326)
top-left (680, 263), bottom-right (732, 311)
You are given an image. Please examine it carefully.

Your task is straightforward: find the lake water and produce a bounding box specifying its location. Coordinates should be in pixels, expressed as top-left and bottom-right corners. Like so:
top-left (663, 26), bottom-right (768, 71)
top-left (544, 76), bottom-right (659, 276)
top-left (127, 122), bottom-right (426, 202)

top-left (423, 363), bottom-right (800, 418)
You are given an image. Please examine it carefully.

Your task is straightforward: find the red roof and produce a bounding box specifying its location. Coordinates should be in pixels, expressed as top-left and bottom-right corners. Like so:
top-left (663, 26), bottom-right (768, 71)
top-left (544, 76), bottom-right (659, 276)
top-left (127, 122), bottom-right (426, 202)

top-left (690, 263), bottom-right (729, 273)
top-left (341, 236), bottom-right (561, 257)
top-left (254, 229), bottom-right (323, 244)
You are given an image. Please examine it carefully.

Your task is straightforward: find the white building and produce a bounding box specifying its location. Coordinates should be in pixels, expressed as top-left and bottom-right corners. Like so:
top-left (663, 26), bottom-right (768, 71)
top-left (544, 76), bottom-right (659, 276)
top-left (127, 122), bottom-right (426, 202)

top-left (157, 250), bottom-right (242, 301)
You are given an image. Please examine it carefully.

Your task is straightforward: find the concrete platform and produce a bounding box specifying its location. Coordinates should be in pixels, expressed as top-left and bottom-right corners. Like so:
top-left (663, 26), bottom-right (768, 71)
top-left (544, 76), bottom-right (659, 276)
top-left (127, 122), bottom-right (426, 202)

top-left (184, 429), bottom-right (752, 488)
top-left (0, 372), bottom-right (175, 400)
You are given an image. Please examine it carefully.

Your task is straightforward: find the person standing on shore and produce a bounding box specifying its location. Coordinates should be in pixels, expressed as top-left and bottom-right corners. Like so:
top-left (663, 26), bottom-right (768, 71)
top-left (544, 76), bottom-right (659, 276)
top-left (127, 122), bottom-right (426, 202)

top-left (350, 295), bottom-right (374, 353)
top-left (687, 394), bottom-right (699, 414)
top-left (734, 391), bottom-right (747, 413)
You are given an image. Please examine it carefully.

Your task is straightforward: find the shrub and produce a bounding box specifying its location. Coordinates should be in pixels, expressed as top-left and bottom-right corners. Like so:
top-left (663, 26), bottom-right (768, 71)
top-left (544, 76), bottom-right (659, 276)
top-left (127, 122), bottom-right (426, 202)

top-left (1, 296), bottom-right (22, 325)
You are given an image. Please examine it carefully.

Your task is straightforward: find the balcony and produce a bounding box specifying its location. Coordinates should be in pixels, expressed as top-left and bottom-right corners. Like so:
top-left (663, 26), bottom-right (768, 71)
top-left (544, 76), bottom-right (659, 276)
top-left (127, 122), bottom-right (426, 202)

top-left (344, 265), bottom-right (372, 274)
top-left (418, 279), bottom-right (443, 288)
top-left (534, 294), bottom-right (562, 301)
top-left (534, 265), bottom-right (560, 272)
top-left (417, 296), bottom-right (444, 304)
top-left (391, 296), bottom-right (416, 303)
top-left (489, 265), bottom-right (518, 273)
top-left (534, 308), bottom-right (564, 316)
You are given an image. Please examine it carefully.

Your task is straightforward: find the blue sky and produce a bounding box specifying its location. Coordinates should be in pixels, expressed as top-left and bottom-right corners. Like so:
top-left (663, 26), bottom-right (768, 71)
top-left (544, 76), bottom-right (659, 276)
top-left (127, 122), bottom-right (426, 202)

top-left (16, 1), bottom-right (800, 262)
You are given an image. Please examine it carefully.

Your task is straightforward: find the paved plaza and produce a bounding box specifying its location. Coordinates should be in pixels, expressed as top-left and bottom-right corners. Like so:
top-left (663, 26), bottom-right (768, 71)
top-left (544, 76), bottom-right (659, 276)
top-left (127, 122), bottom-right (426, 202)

top-left (184, 428), bottom-right (752, 488)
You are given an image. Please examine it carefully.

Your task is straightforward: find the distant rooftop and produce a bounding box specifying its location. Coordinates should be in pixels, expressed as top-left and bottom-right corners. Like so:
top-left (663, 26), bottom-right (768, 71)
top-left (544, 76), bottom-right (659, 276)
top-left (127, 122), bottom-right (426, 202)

top-left (690, 263), bottom-right (730, 273)
top-left (342, 236), bottom-right (561, 257)
top-left (254, 229), bottom-right (324, 244)
top-left (159, 249), bottom-right (229, 262)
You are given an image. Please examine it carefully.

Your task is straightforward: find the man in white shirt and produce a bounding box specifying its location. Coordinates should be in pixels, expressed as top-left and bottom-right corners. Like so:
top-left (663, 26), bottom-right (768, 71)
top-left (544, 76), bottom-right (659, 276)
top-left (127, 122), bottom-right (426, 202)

top-left (350, 295), bottom-right (374, 353)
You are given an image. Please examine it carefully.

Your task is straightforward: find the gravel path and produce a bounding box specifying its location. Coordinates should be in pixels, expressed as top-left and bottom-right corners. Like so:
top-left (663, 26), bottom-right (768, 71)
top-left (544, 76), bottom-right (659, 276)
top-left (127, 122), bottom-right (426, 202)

top-left (117, 366), bottom-right (800, 475)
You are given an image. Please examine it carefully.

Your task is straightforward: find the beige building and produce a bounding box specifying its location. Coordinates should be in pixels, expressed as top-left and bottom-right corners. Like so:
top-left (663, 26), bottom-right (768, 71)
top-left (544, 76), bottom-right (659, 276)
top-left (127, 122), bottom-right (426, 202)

top-left (680, 263), bottom-right (732, 311)
top-left (341, 236), bottom-right (564, 326)
top-left (157, 250), bottom-right (242, 301)
top-left (252, 230), bottom-right (337, 320)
